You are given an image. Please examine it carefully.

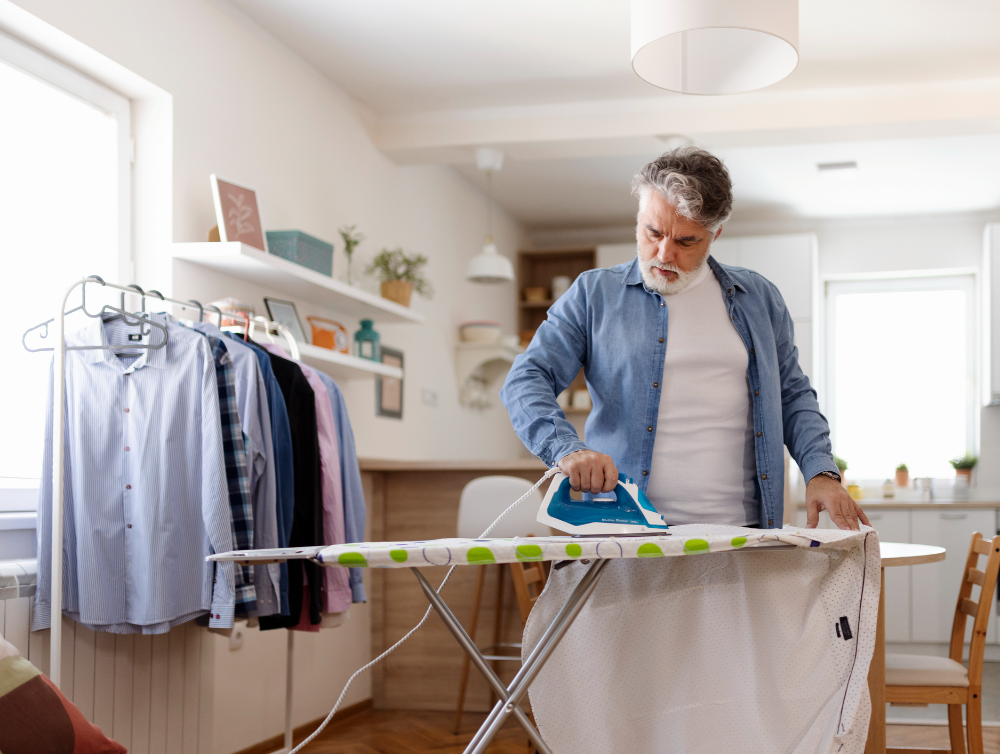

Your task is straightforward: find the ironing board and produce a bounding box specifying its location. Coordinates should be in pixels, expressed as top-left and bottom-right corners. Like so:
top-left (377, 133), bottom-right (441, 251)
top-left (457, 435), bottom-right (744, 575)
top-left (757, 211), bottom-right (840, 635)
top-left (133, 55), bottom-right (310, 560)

top-left (210, 525), bottom-right (874, 754)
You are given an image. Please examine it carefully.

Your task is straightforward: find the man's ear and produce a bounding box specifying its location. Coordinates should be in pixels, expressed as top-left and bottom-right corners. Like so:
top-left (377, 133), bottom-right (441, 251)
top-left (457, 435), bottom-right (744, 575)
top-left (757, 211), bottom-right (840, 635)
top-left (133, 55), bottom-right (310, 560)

top-left (714, 225), bottom-right (724, 242)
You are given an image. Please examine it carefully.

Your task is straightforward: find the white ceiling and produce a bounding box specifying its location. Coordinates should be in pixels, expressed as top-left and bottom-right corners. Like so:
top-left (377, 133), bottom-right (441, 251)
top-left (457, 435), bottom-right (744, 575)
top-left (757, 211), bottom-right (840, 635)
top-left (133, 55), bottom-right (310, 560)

top-left (455, 134), bottom-right (1000, 229)
top-left (227, 0), bottom-right (1000, 229)
top-left (228, 0), bottom-right (1000, 115)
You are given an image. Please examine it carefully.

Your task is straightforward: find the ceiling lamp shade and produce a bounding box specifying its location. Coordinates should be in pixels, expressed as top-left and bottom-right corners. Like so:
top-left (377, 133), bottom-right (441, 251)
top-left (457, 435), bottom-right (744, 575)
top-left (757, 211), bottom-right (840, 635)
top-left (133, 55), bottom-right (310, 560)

top-left (467, 238), bottom-right (514, 283)
top-left (631, 0), bottom-right (798, 95)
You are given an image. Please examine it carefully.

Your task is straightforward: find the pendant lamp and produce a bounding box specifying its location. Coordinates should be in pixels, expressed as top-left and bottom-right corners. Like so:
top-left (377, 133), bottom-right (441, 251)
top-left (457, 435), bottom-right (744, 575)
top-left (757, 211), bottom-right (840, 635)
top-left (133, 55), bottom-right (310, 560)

top-left (467, 147), bottom-right (514, 284)
top-left (631, 0), bottom-right (798, 95)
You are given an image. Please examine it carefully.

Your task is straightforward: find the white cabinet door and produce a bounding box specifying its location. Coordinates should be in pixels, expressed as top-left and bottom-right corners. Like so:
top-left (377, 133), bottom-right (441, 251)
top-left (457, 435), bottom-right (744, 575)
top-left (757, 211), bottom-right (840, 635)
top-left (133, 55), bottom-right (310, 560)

top-left (866, 510), bottom-right (911, 643)
top-left (795, 507), bottom-right (911, 642)
top-left (911, 510), bottom-right (997, 644)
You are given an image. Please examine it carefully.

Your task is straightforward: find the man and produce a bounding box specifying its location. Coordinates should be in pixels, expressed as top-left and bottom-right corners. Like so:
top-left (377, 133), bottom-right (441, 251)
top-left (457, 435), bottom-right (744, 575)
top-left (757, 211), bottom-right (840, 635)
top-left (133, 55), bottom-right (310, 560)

top-left (500, 147), bottom-right (868, 530)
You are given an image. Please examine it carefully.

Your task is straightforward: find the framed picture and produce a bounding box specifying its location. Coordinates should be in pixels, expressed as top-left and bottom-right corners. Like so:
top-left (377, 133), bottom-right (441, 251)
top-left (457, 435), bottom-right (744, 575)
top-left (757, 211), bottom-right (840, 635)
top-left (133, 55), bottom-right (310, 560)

top-left (377, 347), bottom-right (403, 419)
top-left (211, 174), bottom-right (268, 252)
top-left (263, 297), bottom-right (308, 343)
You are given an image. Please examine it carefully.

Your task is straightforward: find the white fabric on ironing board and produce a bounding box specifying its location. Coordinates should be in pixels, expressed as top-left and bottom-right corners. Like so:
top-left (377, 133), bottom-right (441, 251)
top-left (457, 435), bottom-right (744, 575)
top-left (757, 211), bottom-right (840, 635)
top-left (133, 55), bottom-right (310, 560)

top-left (523, 524), bottom-right (880, 754)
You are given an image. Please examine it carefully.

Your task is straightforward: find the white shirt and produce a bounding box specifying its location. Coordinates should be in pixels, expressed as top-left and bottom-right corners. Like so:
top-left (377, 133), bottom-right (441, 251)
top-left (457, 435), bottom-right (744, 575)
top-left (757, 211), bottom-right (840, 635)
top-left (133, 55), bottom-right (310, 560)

top-left (644, 262), bottom-right (758, 526)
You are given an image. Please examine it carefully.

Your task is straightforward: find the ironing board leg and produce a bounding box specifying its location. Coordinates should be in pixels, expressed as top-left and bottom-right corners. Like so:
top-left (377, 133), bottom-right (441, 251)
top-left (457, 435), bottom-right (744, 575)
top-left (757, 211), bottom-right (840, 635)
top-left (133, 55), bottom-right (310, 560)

top-left (411, 568), bottom-right (554, 754)
top-left (464, 558), bottom-right (609, 754)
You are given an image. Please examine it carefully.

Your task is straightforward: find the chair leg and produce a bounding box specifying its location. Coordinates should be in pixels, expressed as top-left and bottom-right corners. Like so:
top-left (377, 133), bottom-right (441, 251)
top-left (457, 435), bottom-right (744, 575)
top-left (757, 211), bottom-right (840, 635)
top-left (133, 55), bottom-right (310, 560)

top-left (948, 704), bottom-right (967, 754)
top-left (453, 566), bottom-right (486, 734)
top-left (967, 691), bottom-right (983, 754)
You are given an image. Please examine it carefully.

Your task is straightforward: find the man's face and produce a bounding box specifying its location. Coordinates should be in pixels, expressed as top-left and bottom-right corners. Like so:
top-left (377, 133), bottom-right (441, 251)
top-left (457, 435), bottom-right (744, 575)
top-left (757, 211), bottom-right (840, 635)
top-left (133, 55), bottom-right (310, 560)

top-left (636, 191), bottom-right (722, 295)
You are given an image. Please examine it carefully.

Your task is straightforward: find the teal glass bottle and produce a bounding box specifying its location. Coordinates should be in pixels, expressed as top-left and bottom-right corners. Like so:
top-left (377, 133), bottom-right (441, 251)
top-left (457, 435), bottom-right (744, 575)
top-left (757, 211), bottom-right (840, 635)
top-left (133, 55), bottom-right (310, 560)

top-left (353, 319), bottom-right (381, 361)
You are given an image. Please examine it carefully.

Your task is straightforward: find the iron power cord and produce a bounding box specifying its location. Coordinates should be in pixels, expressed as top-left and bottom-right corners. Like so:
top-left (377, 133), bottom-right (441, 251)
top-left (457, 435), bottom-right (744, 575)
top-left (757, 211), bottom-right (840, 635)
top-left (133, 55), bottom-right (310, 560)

top-left (286, 466), bottom-right (560, 754)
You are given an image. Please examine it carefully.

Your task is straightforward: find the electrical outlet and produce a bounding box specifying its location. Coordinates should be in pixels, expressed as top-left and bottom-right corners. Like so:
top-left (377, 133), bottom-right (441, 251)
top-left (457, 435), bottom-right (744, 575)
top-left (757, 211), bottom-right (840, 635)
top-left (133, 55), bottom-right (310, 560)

top-left (421, 388), bottom-right (438, 407)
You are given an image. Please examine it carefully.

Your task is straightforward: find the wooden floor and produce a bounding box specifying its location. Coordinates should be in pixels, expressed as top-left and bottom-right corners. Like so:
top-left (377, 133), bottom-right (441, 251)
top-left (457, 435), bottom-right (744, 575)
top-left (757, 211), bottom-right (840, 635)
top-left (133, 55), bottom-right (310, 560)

top-left (286, 709), bottom-right (1000, 753)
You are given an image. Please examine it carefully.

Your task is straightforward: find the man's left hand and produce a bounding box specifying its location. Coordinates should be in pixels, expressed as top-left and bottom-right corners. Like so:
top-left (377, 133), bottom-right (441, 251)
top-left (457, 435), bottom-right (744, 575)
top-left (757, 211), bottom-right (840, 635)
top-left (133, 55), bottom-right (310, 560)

top-left (805, 474), bottom-right (871, 531)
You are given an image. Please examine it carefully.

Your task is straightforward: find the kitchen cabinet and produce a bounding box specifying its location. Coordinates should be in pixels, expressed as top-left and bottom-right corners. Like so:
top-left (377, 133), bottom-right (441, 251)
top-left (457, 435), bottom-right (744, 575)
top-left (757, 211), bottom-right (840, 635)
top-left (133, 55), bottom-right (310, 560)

top-left (911, 509), bottom-right (997, 644)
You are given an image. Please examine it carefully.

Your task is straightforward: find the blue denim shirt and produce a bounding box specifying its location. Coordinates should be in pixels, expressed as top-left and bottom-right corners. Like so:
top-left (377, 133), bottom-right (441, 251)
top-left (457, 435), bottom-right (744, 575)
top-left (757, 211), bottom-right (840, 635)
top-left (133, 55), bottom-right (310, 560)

top-left (500, 255), bottom-right (838, 529)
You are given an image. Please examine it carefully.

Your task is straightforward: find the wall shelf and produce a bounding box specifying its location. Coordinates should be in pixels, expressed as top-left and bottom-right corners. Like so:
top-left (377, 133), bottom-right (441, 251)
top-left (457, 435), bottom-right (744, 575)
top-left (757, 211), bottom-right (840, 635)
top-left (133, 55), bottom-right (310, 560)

top-left (297, 343), bottom-right (403, 381)
top-left (172, 242), bottom-right (424, 324)
top-left (456, 341), bottom-right (524, 408)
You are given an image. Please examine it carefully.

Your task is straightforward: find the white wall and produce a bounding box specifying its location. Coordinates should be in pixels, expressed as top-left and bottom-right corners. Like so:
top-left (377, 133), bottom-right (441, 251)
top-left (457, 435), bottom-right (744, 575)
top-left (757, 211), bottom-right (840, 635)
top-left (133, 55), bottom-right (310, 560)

top-left (4, 0), bottom-right (529, 751)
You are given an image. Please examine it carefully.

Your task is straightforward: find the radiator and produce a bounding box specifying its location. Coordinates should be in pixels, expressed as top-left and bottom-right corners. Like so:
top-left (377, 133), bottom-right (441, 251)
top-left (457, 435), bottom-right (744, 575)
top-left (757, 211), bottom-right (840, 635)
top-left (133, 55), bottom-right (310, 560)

top-left (0, 559), bottom-right (213, 754)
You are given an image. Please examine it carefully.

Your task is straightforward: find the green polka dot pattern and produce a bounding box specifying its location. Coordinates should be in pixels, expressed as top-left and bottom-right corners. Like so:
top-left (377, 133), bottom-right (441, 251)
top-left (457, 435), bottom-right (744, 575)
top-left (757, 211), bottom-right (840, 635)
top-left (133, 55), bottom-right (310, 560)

top-left (338, 552), bottom-right (367, 567)
top-left (637, 543), bottom-right (664, 558)
top-left (467, 547), bottom-right (496, 565)
top-left (516, 544), bottom-right (543, 562)
top-left (390, 550), bottom-right (408, 563)
top-left (683, 538), bottom-right (710, 554)
top-left (565, 543), bottom-right (582, 558)
top-left (731, 537), bottom-right (747, 549)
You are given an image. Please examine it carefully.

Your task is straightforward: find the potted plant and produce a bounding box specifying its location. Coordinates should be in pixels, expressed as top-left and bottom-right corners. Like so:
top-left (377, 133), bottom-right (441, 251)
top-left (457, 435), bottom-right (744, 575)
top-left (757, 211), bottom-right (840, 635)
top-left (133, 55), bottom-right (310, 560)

top-left (895, 463), bottom-right (909, 488)
top-left (338, 224), bottom-right (364, 286)
top-left (834, 455), bottom-right (849, 488)
top-left (949, 453), bottom-right (978, 484)
top-left (367, 247), bottom-right (434, 307)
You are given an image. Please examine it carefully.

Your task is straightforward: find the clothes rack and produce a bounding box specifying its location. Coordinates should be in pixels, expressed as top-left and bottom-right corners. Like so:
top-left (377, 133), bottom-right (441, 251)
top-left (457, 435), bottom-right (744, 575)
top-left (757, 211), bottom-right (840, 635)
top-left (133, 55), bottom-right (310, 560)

top-left (22, 275), bottom-right (304, 754)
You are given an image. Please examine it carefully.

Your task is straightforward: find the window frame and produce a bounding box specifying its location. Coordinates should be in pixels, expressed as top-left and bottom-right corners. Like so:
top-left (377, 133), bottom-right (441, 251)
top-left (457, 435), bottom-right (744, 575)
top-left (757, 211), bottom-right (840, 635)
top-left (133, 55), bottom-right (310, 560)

top-left (0, 31), bottom-right (132, 512)
top-left (823, 270), bottom-right (979, 479)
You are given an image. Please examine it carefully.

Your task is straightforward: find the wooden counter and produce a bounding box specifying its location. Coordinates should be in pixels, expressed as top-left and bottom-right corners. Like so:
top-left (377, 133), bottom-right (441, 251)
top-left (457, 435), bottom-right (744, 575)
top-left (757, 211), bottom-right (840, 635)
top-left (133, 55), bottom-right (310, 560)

top-left (360, 458), bottom-right (549, 713)
top-left (796, 500), bottom-right (1000, 510)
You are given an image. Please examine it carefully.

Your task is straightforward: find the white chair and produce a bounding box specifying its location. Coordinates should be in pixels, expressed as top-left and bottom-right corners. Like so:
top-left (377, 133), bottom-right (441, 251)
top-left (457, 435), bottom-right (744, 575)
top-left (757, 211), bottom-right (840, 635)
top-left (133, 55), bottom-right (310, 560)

top-left (453, 475), bottom-right (550, 734)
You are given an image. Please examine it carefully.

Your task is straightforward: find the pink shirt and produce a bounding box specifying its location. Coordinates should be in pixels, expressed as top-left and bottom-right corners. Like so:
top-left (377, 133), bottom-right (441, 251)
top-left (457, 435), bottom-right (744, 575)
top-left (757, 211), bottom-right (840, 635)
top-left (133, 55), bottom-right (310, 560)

top-left (263, 345), bottom-right (351, 613)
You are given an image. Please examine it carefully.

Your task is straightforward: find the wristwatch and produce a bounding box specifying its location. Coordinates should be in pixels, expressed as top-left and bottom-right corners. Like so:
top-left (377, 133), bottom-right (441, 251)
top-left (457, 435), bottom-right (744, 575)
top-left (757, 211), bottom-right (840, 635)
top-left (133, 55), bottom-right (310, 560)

top-left (816, 470), bottom-right (842, 483)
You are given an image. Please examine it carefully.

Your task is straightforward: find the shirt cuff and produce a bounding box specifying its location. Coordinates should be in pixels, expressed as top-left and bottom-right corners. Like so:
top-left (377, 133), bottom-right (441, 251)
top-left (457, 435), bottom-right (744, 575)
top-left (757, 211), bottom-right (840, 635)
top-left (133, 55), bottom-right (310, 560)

top-left (799, 455), bottom-right (841, 484)
top-left (208, 604), bottom-right (235, 628)
top-left (541, 439), bottom-right (589, 468)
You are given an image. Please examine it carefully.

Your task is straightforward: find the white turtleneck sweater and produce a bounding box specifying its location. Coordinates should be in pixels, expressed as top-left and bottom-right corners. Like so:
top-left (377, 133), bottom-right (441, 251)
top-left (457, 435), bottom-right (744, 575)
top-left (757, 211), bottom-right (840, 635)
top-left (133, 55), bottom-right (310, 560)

top-left (644, 261), bottom-right (759, 526)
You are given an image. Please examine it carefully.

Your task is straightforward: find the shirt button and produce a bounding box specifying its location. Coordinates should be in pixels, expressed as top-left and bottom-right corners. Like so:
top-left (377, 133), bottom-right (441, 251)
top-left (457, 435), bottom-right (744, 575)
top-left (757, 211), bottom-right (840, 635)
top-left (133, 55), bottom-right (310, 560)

top-left (653, 382), bottom-right (659, 388)
top-left (728, 288), bottom-right (732, 294)
top-left (642, 470), bottom-right (648, 476)
top-left (658, 338), bottom-right (664, 343)
top-left (754, 390), bottom-right (760, 396)
top-left (660, 302), bottom-right (665, 307)
top-left (127, 524), bottom-right (132, 529)
top-left (215, 614), bottom-right (220, 619)
top-left (124, 408), bottom-right (130, 413)
top-left (731, 315), bottom-right (735, 321)
top-left (761, 474), bottom-right (768, 480)
top-left (647, 426), bottom-right (653, 432)
top-left (125, 484), bottom-right (131, 489)
top-left (768, 519), bottom-right (774, 526)
top-left (756, 431), bottom-right (762, 437)
top-left (125, 447), bottom-right (130, 451)
top-left (750, 348), bottom-right (755, 354)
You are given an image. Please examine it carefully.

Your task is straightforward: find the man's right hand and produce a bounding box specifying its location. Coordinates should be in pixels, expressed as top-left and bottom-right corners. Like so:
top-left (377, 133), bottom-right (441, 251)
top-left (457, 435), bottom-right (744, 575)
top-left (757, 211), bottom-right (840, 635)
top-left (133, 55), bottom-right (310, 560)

top-left (557, 450), bottom-right (619, 494)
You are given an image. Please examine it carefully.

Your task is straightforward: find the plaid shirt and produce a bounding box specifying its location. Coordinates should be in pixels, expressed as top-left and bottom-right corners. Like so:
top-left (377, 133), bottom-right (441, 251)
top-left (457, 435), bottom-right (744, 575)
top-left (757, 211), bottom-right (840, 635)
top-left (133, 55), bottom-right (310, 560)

top-left (207, 336), bottom-right (256, 616)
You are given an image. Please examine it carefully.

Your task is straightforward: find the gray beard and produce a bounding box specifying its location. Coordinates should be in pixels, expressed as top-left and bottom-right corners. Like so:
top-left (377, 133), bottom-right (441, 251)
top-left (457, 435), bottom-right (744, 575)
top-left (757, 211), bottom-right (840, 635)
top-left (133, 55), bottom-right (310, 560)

top-left (638, 250), bottom-right (710, 295)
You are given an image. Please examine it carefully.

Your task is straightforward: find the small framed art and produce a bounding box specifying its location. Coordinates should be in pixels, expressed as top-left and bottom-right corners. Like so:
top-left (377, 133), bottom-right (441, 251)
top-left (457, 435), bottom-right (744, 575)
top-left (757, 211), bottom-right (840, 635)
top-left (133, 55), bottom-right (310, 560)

top-left (377, 347), bottom-right (404, 419)
top-left (263, 297), bottom-right (308, 343)
top-left (211, 174), bottom-right (268, 251)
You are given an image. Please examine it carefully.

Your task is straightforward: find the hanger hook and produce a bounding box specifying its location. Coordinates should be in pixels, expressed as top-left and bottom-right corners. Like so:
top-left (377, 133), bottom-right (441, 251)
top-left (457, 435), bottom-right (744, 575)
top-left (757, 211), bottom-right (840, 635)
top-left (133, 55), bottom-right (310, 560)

top-left (187, 299), bottom-right (205, 321)
top-left (126, 284), bottom-right (145, 312)
top-left (206, 305), bottom-right (222, 327)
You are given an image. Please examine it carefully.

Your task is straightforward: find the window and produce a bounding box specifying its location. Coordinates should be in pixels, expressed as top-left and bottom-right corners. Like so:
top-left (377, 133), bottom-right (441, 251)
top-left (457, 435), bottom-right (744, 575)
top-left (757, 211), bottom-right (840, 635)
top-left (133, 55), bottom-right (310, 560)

top-left (825, 274), bottom-right (976, 480)
top-left (0, 32), bottom-right (130, 510)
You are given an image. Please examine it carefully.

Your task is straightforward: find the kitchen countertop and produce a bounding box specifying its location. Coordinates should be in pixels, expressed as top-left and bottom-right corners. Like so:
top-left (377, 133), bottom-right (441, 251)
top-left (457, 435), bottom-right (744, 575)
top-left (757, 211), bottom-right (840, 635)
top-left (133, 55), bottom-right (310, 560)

top-left (795, 499), bottom-right (1000, 509)
top-left (359, 457), bottom-right (548, 472)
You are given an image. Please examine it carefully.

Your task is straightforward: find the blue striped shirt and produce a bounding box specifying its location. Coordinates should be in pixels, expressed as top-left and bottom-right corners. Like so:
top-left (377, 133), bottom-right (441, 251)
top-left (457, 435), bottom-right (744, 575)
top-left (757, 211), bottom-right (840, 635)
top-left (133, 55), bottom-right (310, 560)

top-left (33, 314), bottom-right (236, 634)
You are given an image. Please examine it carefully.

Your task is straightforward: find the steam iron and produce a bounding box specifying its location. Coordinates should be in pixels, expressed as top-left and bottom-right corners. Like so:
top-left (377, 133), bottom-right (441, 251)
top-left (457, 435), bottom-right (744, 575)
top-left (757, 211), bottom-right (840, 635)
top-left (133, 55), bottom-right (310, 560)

top-left (538, 472), bottom-right (669, 535)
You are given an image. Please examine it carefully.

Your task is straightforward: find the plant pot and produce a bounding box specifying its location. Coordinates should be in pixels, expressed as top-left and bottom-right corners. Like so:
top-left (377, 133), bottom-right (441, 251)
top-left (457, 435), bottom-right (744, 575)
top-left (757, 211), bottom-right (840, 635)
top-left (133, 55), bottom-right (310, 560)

top-left (381, 280), bottom-right (413, 307)
top-left (895, 470), bottom-right (909, 488)
top-left (955, 468), bottom-right (973, 483)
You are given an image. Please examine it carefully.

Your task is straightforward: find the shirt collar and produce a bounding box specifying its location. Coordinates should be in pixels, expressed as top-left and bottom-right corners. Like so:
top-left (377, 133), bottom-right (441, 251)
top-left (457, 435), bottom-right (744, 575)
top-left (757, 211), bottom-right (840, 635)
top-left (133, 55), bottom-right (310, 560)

top-left (82, 312), bottom-right (169, 369)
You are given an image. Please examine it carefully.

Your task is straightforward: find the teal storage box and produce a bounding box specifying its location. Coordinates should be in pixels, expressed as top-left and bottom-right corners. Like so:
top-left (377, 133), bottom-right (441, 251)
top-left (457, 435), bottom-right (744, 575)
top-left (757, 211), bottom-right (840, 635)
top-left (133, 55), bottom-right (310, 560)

top-left (266, 230), bottom-right (333, 276)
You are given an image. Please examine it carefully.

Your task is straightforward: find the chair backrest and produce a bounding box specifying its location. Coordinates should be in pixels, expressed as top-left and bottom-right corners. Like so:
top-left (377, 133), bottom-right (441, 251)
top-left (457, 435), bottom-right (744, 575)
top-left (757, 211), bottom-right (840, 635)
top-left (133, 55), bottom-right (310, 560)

top-left (456, 475), bottom-right (551, 539)
top-left (509, 538), bottom-right (548, 626)
top-left (949, 532), bottom-right (1000, 688)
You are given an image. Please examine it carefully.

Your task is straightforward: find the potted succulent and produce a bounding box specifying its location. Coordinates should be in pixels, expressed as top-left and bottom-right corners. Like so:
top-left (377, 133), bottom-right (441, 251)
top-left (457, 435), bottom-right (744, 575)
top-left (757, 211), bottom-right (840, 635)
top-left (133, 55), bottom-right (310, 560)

top-left (949, 453), bottom-right (978, 484)
top-left (834, 455), bottom-right (849, 488)
top-left (367, 247), bottom-right (434, 307)
top-left (895, 463), bottom-right (909, 488)
top-left (338, 224), bottom-right (364, 286)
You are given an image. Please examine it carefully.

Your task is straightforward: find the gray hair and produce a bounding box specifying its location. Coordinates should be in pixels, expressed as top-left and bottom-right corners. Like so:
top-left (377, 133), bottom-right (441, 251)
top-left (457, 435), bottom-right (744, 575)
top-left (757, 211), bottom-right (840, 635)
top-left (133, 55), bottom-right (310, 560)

top-left (631, 147), bottom-right (733, 231)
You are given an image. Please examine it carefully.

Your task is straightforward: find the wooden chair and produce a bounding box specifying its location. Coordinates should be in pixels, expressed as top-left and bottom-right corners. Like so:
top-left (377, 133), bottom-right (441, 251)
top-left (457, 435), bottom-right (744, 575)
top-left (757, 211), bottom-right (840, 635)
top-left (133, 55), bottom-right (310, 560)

top-left (885, 532), bottom-right (1000, 754)
top-left (452, 476), bottom-right (550, 734)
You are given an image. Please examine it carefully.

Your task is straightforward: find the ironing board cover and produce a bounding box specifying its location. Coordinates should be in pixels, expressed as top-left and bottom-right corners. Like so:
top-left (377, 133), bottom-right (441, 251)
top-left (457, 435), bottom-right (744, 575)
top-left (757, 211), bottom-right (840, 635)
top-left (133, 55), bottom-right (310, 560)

top-left (524, 523), bottom-right (880, 754)
top-left (209, 525), bottom-right (869, 568)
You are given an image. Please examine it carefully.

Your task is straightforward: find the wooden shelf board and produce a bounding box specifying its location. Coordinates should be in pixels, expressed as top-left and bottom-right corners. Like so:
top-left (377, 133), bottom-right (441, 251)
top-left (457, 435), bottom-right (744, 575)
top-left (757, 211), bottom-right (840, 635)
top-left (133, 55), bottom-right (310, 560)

top-left (520, 300), bottom-right (554, 308)
top-left (172, 242), bottom-right (424, 324)
top-left (297, 343), bottom-right (403, 381)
